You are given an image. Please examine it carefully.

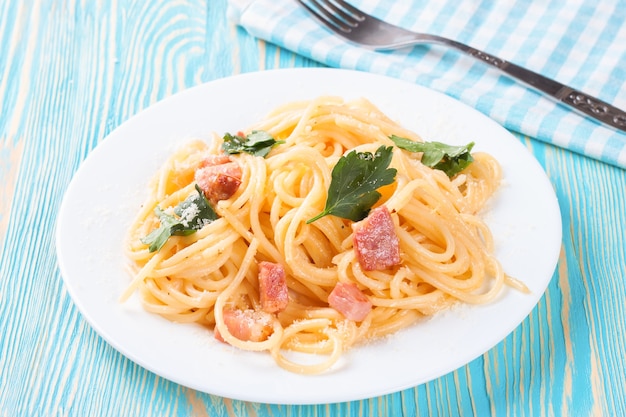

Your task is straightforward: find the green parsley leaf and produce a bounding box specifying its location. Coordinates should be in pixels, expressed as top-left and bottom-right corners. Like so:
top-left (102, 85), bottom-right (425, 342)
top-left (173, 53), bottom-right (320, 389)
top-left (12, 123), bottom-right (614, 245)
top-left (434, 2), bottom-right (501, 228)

top-left (141, 185), bottom-right (218, 252)
top-left (390, 135), bottom-right (475, 177)
top-left (140, 209), bottom-right (179, 253)
top-left (221, 130), bottom-right (284, 158)
top-left (307, 145), bottom-right (397, 223)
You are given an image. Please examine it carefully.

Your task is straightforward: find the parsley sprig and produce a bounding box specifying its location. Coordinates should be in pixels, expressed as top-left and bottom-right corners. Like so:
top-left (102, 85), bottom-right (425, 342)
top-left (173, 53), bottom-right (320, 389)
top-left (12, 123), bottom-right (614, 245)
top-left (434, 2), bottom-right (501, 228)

top-left (307, 146), bottom-right (397, 223)
top-left (141, 185), bottom-right (218, 252)
top-left (390, 135), bottom-right (474, 177)
top-left (221, 130), bottom-right (283, 158)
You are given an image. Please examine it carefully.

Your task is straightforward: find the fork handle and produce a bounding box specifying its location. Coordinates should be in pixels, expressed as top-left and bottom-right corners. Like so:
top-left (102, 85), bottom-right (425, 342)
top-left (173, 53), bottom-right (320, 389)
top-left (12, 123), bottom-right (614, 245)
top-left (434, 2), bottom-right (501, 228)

top-left (447, 40), bottom-right (626, 133)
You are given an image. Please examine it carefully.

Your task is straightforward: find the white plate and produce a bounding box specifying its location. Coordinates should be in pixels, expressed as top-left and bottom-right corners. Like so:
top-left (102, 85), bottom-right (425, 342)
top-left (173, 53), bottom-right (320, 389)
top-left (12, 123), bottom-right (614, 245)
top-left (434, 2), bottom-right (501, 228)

top-left (56, 68), bottom-right (562, 405)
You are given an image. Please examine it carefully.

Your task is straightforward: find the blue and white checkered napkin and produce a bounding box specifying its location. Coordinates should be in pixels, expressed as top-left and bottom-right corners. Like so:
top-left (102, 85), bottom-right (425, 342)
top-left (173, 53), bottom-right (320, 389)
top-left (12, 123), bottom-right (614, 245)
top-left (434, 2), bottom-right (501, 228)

top-left (227, 0), bottom-right (626, 169)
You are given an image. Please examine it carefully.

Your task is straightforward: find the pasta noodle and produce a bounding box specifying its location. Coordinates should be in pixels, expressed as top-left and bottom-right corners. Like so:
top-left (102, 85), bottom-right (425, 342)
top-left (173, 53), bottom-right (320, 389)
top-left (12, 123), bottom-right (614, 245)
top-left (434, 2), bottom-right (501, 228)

top-left (124, 96), bottom-right (521, 374)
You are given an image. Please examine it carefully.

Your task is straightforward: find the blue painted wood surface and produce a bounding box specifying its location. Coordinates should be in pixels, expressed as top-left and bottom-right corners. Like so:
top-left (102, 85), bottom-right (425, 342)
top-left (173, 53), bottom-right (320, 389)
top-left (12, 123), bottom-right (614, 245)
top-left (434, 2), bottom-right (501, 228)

top-left (1, 0), bottom-right (625, 415)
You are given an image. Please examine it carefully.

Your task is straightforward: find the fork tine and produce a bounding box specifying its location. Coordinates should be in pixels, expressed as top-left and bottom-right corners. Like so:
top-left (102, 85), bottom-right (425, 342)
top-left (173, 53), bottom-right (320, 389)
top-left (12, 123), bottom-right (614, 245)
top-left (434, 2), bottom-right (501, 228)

top-left (321, 0), bottom-right (365, 25)
top-left (327, 0), bottom-right (366, 21)
top-left (297, 0), bottom-right (362, 34)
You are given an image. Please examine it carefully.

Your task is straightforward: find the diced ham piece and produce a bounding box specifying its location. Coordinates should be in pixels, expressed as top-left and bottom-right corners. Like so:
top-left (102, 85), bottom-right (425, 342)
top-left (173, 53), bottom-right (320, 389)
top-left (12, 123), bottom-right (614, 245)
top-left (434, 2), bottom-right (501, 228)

top-left (195, 155), bottom-right (242, 204)
top-left (258, 261), bottom-right (289, 313)
top-left (328, 282), bottom-right (372, 321)
top-left (199, 154), bottom-right (232, 167)
top-left (214, 308), bottom-right (274, 343)
top-left (352, 205), bottom-right (401, 271)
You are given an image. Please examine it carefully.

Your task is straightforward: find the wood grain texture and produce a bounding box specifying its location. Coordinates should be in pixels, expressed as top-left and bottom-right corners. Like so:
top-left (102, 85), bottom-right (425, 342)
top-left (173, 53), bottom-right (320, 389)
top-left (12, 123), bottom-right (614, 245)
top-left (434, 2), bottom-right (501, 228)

top-left (1, 0), bottom-right (624, 416)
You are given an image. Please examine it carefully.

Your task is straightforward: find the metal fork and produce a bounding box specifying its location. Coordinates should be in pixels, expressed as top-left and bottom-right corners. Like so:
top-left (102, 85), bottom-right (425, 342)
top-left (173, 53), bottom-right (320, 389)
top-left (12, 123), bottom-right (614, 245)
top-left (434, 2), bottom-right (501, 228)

top-left (296, 0), bottom-right (626, 133)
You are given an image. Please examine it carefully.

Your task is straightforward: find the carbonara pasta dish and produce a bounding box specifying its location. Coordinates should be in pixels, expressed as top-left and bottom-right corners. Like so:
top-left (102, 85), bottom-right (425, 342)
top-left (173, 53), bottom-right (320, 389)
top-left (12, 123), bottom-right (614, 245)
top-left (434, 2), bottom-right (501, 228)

top-left (123, 96), bottom-right (522, 374)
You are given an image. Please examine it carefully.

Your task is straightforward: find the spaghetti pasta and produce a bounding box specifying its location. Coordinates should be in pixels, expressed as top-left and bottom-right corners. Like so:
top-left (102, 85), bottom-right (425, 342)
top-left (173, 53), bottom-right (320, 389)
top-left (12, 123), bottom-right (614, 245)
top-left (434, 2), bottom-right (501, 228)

top-left (124, 96), bottom-right (519, 374)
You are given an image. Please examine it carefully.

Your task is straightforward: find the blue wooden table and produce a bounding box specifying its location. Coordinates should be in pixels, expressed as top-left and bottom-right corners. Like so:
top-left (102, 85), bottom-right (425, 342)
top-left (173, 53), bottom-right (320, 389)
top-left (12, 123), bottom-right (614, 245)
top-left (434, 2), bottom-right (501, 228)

top-left (1, 1), bottom-right (625, 415)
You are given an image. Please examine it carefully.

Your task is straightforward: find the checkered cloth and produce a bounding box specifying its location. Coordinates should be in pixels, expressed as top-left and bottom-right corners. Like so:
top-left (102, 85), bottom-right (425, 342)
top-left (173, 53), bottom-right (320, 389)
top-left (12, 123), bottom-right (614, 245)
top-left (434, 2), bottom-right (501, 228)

top-left (228, 0), bottom-right (626, 169)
